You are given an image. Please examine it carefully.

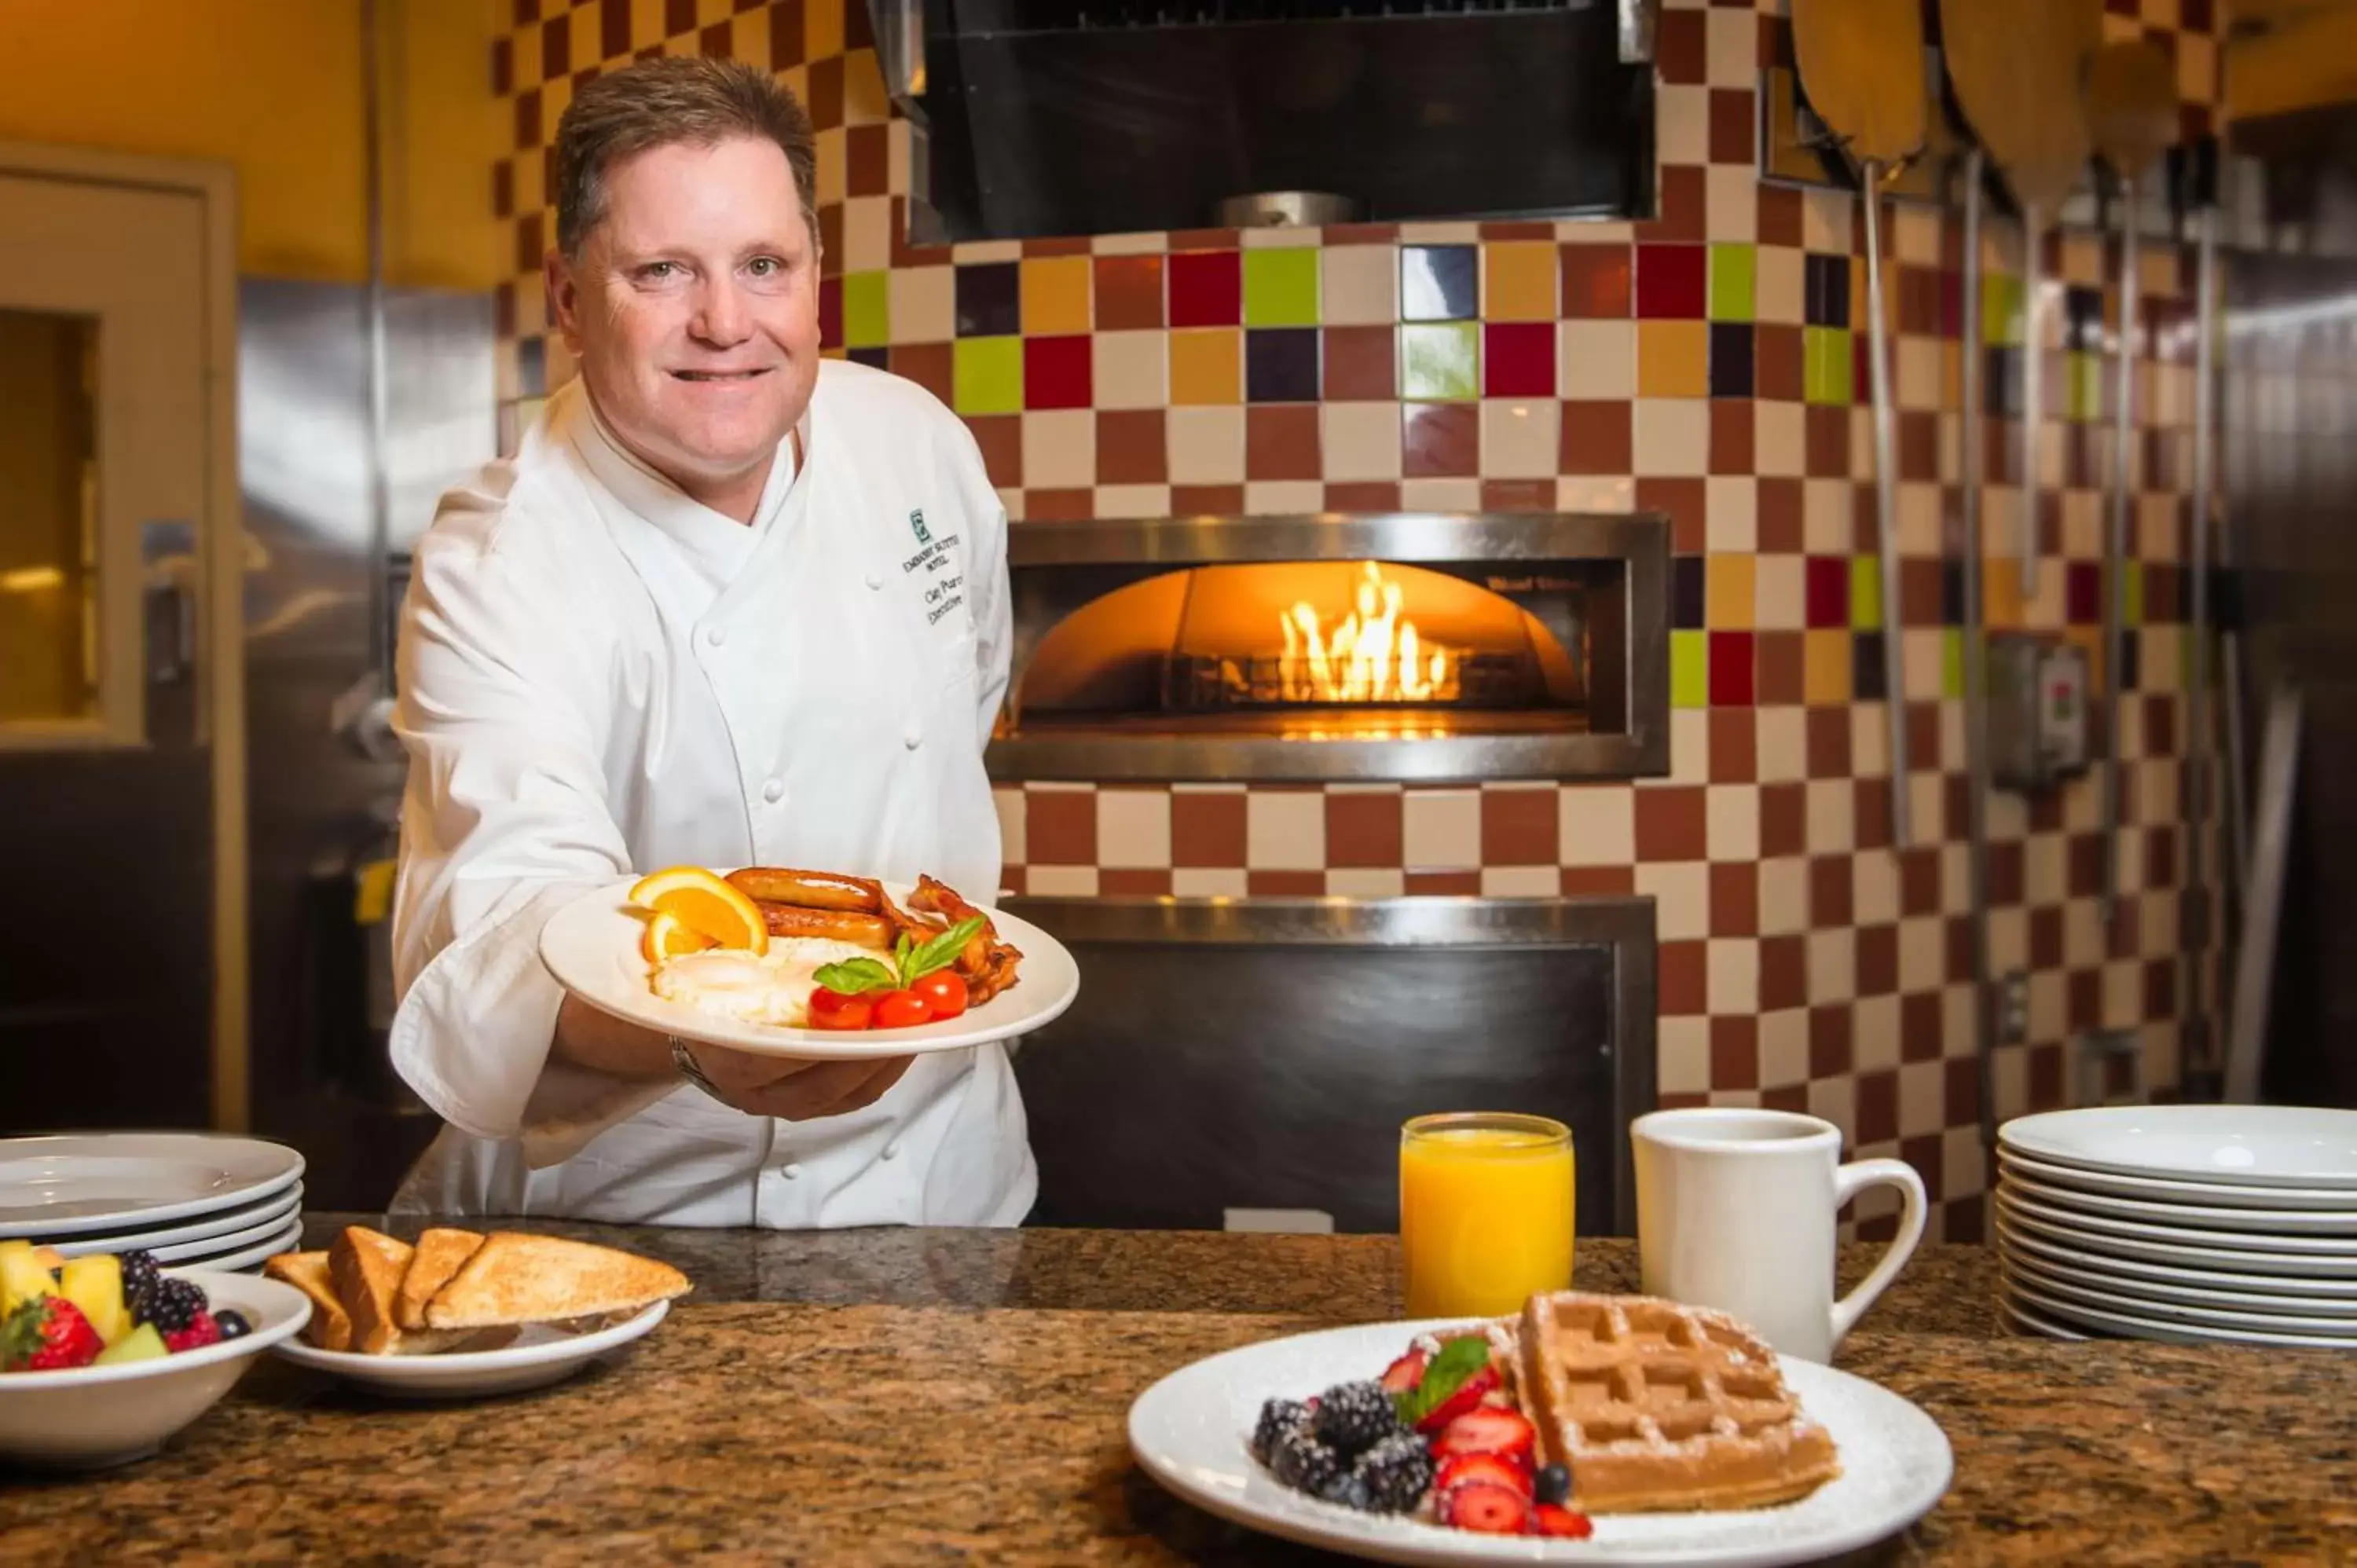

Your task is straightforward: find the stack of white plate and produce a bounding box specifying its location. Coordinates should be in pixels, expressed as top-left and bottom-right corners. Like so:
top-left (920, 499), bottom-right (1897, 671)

top-left (0, 1132), bottom-right (305, 1272)
top-left (1994, 1105), bottom-right (2357, 1348)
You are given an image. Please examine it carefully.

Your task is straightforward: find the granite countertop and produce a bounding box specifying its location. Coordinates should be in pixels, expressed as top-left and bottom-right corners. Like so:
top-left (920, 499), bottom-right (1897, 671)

top-left (3, 1218), bottom-right (2352, 1565)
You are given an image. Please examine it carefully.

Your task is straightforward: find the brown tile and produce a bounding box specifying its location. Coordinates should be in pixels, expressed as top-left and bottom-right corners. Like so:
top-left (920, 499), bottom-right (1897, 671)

top-left (1708, 86), bottom-right (1756, 164)
top-left (1948, 914), bottom-right (1975, 984)
top-left (1168, 226), bottom-right (1241, 251)
top-left (1761, 933), bottom-right (1807, 1010)
top-left (1756, 323), bottom-right (1805, 403)
top-left (1901, 991), bottom-right (1943, 1062)
top-left (1560, 865), bottom-right (1638, 896)
top-left (1025, 489), bottom-right (1093, 521)
top-left (492, 159), bottom-right (514, 220)
top-left (1897, 409), bottom-right (1938, 482)
top-left (1706, 709), bottom-right (1757, 782)
top-left (1637, 164), bottom-right (1706, 244)
top-left (1560, 244), bottom-right (1633, 318)
top-left (1480, 479), bottom-right (1556, 512)
top-left (1808, 1002), bottom-right (1852, 1077)
top-left (1635, 787), bottom-right (1707, 861)
top-left (2029, 906), bottom-right (2063, 969)
top-left (817, 203), bottom-right (843, 272)
top-left (492, 35), bottom-right (514, 97)
top-left (1025, 789), bottom-right (1095, 863)
top-left (493, 282), bottom-right (516, 339)
top-left (1248, 870), bottom-right (1325, 896)
top-left (1479, 219), bottom-right (1556, 241)
top-left (515, 86), bottom-right (542, 152)
top-left (846, 123), bottom-right (889, 197)
top-left (1635, 478), bottom-right (1706, 555)
top-left (1709, 862), bottom-right (1758, 936)
top-left (1482, 788), bottom-right (1559, 864)
top-left (2145, 956), bottom-right (2176, 1022)
top-left (2146, 824), bottom-right (2177, 891)
top-left (1020, 236), bottom-right (1093, 258)
top-left (1655, 7), bottom-right (1705, 82)
top-left (1403, 402), bottom-right (1478, 478)
top-left (2028, 789), bottom-right (2064, 833)
top-left (1804, 404), bottom-right (1849, 476)
top-left (1710, 1016), bottom-right (1760, 1090)
top-left (1094, 255), bottom-right (1164, 330)
top-left (889, 342), bottom-right (954, 407)
top-left (1764, 1083), bottom-right (1809, 1113)
top-left (1900, 558), bottom-right (1942, 627)
top-left (1659, 939), bottom-right (1707, 1016)
top-left (2068, 969), bottom-right (2102, 1032)
top-left (1810, 854), bottom-right (1853, 926)
top-left (1326, 791), bottom-right (1403, 868)
top-left (514, 210), bottom-right (544, 275)
top-left (805, 53), bottom-right (845, 131)
top-left (1322, 326), bottom-right (1396, 399)
top-left (1805, 707), bottom-right (1851, 775)
top-left (1855, 1068), bottom-right (1899, 1145)
top-left (1758, 185), bottom-right (1805, 249)
top-left (963, 412), bottom-right (1022, 489)
top-left (1171, 484), bottom-right (1244, 514)
top-left (1560, 401), bottom-right (1633, 474)
top-left (1101, 867), bottom-right (1173, 896)
top-left (1171, 790), bottom-right (1246, 866)
top-left (1247, 405), bottom-right (1321, 482)
top-left (2067, 832), bottom-right (2105, 899)
top-left (1325, 223), bottom-right (1401, 246)
top-left (1325, 482), bottom-right (1402, 511)
top-left (1857, 1213), bottom-right (1899, 1244)
top-left (1406, 870), bottom-right (1483, 896)
top-left (1095, 409), bottom-right (1166, 485)
top-left (1759, 781), bottom-right (1805, 855)
top-left (698, 19), bottom-right (731, 57)
top-left (1851, 779), bottom-right (1891, 851)
top-left (1897, 846), bottom-right (1941, 918)
top-left (1709, 401), bottom-right (1754, 474)
top-left (1945, 1056), bottom-right (1981, 1132)
top-left (1857, 924), bottom-right (1898, 995)
top-left (1756, 631), bottom-right (1804, 705)
top-left (664, 0), bottom-right (695, 35)
top-left (1944, 1195), bottom-right (1987, 1244)
top-left (2029, 1043), bottom-right (2064, 1112)
top-left (1902, 1134), bottom-right (1944, 1202)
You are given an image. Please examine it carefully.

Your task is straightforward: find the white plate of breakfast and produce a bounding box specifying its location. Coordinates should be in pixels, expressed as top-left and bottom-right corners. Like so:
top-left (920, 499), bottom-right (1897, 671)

top-left (541, 865), bottom-right (1080, 1060)
top-left (263, 1225), bottom-right (691, 1399)
top-left (1128, 1292), bottom-right (1953, 1567)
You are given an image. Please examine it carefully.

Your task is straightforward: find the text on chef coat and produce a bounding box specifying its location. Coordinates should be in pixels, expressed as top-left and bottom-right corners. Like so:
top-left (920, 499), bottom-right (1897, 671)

top-left (901, 529), bottom-right (965, 626)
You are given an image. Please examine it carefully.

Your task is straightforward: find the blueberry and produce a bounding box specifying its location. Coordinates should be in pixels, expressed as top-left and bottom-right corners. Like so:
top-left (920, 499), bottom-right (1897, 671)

top-left (214, 1310), bottom-right (253, 1341)
top-left (1535, 1462), bottom-right (1571, 1505)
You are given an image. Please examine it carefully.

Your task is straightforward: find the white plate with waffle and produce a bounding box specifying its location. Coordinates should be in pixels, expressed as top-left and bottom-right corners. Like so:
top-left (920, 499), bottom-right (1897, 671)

top-left (1128, 1310), bottom-right (1952, 1567)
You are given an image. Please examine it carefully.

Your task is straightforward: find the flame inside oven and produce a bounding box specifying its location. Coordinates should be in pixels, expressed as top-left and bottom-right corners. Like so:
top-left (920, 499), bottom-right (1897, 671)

top-left (1274, 561), bottom-right (1457, 704)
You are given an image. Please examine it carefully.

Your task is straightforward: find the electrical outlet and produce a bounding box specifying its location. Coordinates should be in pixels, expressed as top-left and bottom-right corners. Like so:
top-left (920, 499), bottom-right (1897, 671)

top-left (1998, 970), bottom-right (2029, 1046)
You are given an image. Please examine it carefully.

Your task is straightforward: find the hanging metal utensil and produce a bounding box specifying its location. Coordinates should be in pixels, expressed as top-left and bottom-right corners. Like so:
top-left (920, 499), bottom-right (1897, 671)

top-left (2085, 39), bottom-right (2180, 929)
top-left (2174, 137), bottom-right (2223, 1094)
top-left (1791, 0), bottom-right (1929, 847)
top-left (1938, 0), bottom-right (2100, 606)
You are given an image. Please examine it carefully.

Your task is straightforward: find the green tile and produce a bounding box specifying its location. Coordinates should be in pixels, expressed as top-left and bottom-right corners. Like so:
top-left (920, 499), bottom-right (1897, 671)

top-left (1399, 322), bottom-right (1479, 401)
top-left (1707, 244), bottom-right (1756, 323)
top-left (1941, 628), bottom-right (1965, 700)
top-left (841, 271), bottom-right (889, 350)
top-left (1243, 248), bottom-right (1320, 328)
top-left (1804, 325), bottom-right (1853, 405)
top-left (2066, 350), bottom-right (2102, 421)
top-left (1849, 555), bottom-right (1882, 632)
top-left (952, 336), bottom-right (1023, 415)
top-left (2124, 559), bottom-right (2144, 627)
top-left (1670, 629), bottom-right (1709, 709)
top-left (1981, 273), bottom-right (2023, 347)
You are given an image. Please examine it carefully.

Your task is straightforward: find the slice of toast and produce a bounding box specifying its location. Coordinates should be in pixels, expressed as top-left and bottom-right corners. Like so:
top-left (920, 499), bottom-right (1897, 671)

top-left (395, 1227), bottom-right (485, 1330)
top-left (329, 1225), bottom-right (414, 1354)
top-left (421, 1232), bottom-right (691, 1330)
top-left (263, 1251), bottom-right (352, 1351)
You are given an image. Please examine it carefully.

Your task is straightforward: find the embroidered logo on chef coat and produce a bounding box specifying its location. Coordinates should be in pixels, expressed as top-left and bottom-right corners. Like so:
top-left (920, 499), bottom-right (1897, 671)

top-left (899, 510), bottom-right (965, 628)
top-left (907, 508), bottom-right (931, 544)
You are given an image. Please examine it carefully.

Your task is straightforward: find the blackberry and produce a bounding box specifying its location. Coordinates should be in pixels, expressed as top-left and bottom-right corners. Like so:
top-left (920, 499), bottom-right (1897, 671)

top-left (1251, 1398), bottom-right (1311, 1464)
top-left (1353, 1431), bottom-right (1435, 1515)
top-left (138, 1277), bottom-right (207, 1334)
top-left (214, 1310), bottom-right (253, 1341)
top-left (117, 1251), bottom-right (161, 1317)
top-left (1314, 1470), bottom-right (1375, 1511)
top-left (1267, 1426), bottom-right (1344, 1495)
top-left (1310, 1379), bottom-right (1399, 1456)
top-left (1534, 1462), bottom-right (1572, 1506)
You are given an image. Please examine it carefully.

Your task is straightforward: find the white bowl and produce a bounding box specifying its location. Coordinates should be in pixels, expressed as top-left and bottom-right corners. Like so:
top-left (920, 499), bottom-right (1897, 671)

top-left (0, 1266), bottom-right (310, 1470)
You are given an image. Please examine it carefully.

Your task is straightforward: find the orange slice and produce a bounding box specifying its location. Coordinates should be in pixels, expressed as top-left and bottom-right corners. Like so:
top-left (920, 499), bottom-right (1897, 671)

top-left (640, 909), bottom-right (715, 965)
top-left (627, 866), bottom-right (768, 955)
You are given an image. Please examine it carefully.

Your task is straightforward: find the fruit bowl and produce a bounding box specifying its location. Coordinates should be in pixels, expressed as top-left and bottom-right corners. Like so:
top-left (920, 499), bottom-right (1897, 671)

top-left (0, 1267), bottom-right (310, 1470)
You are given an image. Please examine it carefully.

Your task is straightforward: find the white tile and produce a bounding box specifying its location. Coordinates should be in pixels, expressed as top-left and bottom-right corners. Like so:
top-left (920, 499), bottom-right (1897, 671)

top-left (1091, 230), bottom-right (1168, 256)
top-left (1900, 1060), bottom-right (1945, 1138)
top-left (1761, 1009), bottom-right (1810, 1089)
top-left (1559, 322), bottom-right (1637, 401)
top-left (1172, 866), bottom-right (1248, 899)
top-left (1093, 330), bottom-right (1168, 410)
top-left (1706, 477), bottom-right (1758, 554)
top-left (1801, 189), bottom-right (1852, 251)
top-left (1656, 83), bottom-right (1710, 166)
top-left (1853, 850), bottom-right (1899, 925)
top-left (1756, 246), bottom-right (1805, 327)
top-left (1706, 784), bottom-right (1759, 862)
top-left (1094, 788), bottom-right (1171, 869)
top-left (994, 787), bottom-right (1026, 866)
top-left (1943, 984), bottom-right (1977, 1061)
top-left (1850, 702), bottom-right (1890, 779)
top-left (1022, 409), bottom-right (1096, 490)
top-left (1245, 791), bottom-right (1325, 870)
top-left (1708, 938), bottom-right (1760, 1015)
top-left (1400, 478), bottom-right (1481, 511)
top-left (1900, 915), bottom-right (1946, 995)
top-left (2024, 835), bottom-right (2067, 905)
top-left (841, 194), bottom-right (893, 273)
top-left (1992, 1043), bottom-right (2029, 1123)
top-left (1402, 789), bottom-right (1481, 870)
top-left (1321, 244), bottom-right (1398, 326)
top-left (1808, 1075), bottom-right (1856, 1140)
top-left (1755, 401), bottom-right (1805, 478)
top-left (1094, 484), bottom-right (1172, 518)
top-left (1636, 861), bottom-right (1710, 942)
top-left (888, 265), bottom-right (955, 344)
top-left (1659, 1017), bottom-right (1711, 1096)
top-left (1757, 708), bottom-right (1807, 782)
top-left (1754, 554), bottom-right (1804, 630)
top-left (1853, 995), bottom-right (1901, 1072)
top-left (1327, 867), bottom-right (1406, 899)
top-left (1669, 710), bottom-right (1711, 786)
top-left (1482, 400), bottom-right (1560, 478)
top-left (1025, 865), bottom-right (1098, 896)
top-left (1244, 481), bottom-right (1325, 514)
top-left (1558, 475), bottom-right (1637, 513)
top-left (1705, 164), bottom-right (1758, 244)
top-left (1802, 477), bottom-right (1854, 555)
top-left (2029, 970), bottom-right (2066, 1048)
top-left (1321, 401), bottom-right (1404, 481)
top-left (1806, 926), bottom-right (1856, 1004)
top-left (1944, 1127), bottom-right (1986, 1202)
top-left (1806, 779), bottom-right (1856, 854)
top-left (1167, 405), bottom-right (1245, 484)
top-left (1559, 787), bottom-right (1635, 866)
top-left (1758, 857), bottom-right (1809, 936)
top-left (1482, 866), bottom-right (1560, 897)
top-left (1705, 5), bottom-right (1758, 87)
top-left (1633, 399), bottom-right (1710, 477)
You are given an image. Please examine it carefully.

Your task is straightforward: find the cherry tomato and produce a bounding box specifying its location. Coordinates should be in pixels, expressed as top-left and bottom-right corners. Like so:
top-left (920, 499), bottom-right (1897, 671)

top-left (808, 987), bottom-right (874, 1030)
top-left (871, 988), bottom-right (934, 1028)
top-left (910, 970), bottom-right (969, 1020)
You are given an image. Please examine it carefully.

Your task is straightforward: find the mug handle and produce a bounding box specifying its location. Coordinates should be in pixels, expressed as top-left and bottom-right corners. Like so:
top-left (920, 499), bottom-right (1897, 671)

top-left (1828, 1158), bottom-right (1927, 1350)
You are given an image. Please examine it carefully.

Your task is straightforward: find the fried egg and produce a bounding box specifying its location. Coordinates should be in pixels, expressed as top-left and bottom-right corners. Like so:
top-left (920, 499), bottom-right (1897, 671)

top-left (649, 937), bottom-right (877, 1028)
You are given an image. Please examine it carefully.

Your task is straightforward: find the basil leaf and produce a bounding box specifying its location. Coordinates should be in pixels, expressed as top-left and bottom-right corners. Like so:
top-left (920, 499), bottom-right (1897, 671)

top-left (903, 915), bottom-right (987, 983)
top-left (812, 957), bottom-right (898, 995)
top-left (1392, 1333), bottom-right (1493, 1426)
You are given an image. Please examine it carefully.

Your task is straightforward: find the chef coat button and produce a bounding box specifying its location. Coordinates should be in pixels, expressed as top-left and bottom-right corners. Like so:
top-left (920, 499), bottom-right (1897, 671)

top-left (705, 626), bottom-right (726, 647)
top-left (903, 728), bottom-right (922, 750)
top-left (865, 570), bottom-right (885, 591)
top-left (882, 1141), bottom-right (902, 1160)
top-left (781, 1162), bottom-right (802, 1180)
top-left (762, 777), bottom-right (785, 804)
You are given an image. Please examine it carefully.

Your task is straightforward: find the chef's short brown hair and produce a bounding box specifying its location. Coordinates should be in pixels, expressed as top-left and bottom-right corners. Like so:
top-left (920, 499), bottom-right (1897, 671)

top-left (552, 56), bottom-right (818, 258)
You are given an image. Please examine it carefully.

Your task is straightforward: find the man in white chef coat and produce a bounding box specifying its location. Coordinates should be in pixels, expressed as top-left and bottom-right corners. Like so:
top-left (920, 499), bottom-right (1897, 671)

top-left (385, 57), bottom-right (1033, 1226)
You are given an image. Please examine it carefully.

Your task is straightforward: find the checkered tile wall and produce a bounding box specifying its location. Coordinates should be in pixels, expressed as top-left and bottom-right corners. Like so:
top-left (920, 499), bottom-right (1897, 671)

top-left (488, 0), bottom-right (2227, 1243)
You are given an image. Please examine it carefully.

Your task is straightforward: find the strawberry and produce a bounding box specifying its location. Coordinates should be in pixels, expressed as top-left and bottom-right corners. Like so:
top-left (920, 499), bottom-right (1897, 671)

top-left (1411, 1364), bottom-right (1500, 1434)
top-left (1435, 1451), bottom-right (1531, 1500)
top-left (1432, 1406), bottom-right (1538, 1465)
top-left (2, 1295), bottom-right (104, 1372)
top-left (1531, 1503), bottom-right (1594, 1539)
top-left (1438, 1480), bottom-right (1529, 1535)
top-left (163, 1311), bottom-right (222, 1354)
top-left (1379, 1346), bottom-right (1428, 1394)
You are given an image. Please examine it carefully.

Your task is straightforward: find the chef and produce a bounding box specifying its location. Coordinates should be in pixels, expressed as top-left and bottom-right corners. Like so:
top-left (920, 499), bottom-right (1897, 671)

top-left (385, 56), bottom-right (1032, 1226)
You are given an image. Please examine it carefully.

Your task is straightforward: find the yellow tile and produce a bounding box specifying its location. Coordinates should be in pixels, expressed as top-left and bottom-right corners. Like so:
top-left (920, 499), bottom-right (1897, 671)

top-left (813, 125), bottom-right (846, 207)
top-left (511, 18), bottom-right (541, 86)
top-left (1637, 320), bottom-right (1709, 398)
top-left (844, 48), bottom-right (893, 124)
top-left (1983, 556), bottom-right (2022, 630)
top-left (1021, 256), bottom-right (1093, 336)
top-left (570, 4), bottom-right (599, 68)
top-left (698, 0), bottom-right (733, 25)
top-left (1483, 241), bottom-right (1558, 321)
top-left (541, 74), bottom-right (574, 135)
top-left (1804, 628), bottom-right (1852, 705)
top-left (632, 0), bottom-right (665, 51)
top-left (729, 7), bottom-right (770, 70)
top-left (2062, 624), bottom-right (2104, 691)
top-left (511, 148), bottom-right (545, 217)
top-left (806, 0), bottom-right (845, 59)
top-left (1706, 555), bottom-right (1756, 631)
top-left (1170, 329), bottom-right (1241, 405)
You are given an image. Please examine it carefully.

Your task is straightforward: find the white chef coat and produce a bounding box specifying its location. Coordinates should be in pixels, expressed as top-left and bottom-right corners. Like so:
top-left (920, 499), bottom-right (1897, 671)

top-left (383, 361), bottom-right (1034, 1228)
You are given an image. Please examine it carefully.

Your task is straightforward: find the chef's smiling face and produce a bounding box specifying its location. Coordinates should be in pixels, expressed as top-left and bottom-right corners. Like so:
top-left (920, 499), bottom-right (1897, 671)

top-left (547, 134), bottom-right (821, 518)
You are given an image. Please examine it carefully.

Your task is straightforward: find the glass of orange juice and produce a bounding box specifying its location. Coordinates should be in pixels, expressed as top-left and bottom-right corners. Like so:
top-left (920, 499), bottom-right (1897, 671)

top-left (1399, 1112), bottom-right (1575, 1319)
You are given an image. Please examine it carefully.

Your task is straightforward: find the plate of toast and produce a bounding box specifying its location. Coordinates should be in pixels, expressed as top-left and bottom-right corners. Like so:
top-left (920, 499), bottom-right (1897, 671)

top-left (263, 1225), bottom-right (691, 1399)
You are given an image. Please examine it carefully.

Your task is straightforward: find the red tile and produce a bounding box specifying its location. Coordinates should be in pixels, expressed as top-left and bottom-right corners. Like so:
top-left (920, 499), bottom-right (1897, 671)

top-left (819, 276), bottom-right (842, 349)
top-left (1095, 409), bottom-right (1166, 485)
top-left (1025, 790), bottom-right (1095, 863)
top-left (1022, 335), bottom-right (1091, 409)
top-left (1248, 870), bottom-right (1325, 896)
top-left (1560, 401), bottom-right (1633, 474)
top-left (1402, 402), bottom-right (1478, 478)
top-left (1246, 405), bottom-right (1321, 482)
top-left (1808, 1003), bottom-right (1852, 1076)
top-left (1637, 478), bottom-right (1706, 555)
top-left (1708, 87), bottom-right (1755, 164)
top-left (1324, 325), bottom-right (1396, 401)
top-left (1560, 866), bottom-right (1637, 896)
top-left (1560, 244), bottom-right (1633, 318)
top-left (1637, 165), bottom-right (1706, 244)
top-left (1710, 1016), bottom-right (1760, 1089)
top-left (1406, 870), bottom-right (1483, 896)
top-left (1171, 790), bottom-right (1246, 866)
top-left (1168, 251), bottom-right (1241, 328)
top-left (1327, 792), bottom-right (1403, 867)
top-left (1707, 631), bottom-right (1755, 706)
top-left (1659, 940), bottom-right (1706, 1016)
top-left (1809, 855), bottom-right (1851, 926)
top-left (1483, 323), bottom-right (1556, 397)
top-left (1709, 402), bottom-right (1753, 474)
top-left (1171, 484), bottom-right (1244, 514)
top-left (1094, 255), bottom-right (1164, 330)
top-left (1634, 787), bottom-right (1706, 860)
top-left (1655, 7), bottom-right (1705, 82)
top-left (1761, 935), bottom-right (1806, 1011)
top-left (1637, 244), bottom-right (1708, 318)
top-left (1481, 788), bottom-right (1559, 864)
top-left (1901, 992), bottom-right (1943, 1062)
top-left (1325, 482), bottom-right (1401, 511)
top-left (1804, 556), bottom-right (1849, 628)
top-left (1761, 781), bottom-right (1805, 855)
top-left (1099, 868), bottom-right (1171, 896)
top-left (1709, 862), bottom-right (1758, 937)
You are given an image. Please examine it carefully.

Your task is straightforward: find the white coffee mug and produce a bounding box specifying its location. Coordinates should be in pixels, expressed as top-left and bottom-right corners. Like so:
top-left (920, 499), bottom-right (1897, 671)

top-left (1632, 1107), bottom-right (1926, 1363)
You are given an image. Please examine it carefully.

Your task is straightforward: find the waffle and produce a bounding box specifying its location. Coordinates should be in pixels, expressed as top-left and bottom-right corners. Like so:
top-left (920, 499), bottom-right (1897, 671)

top-left (1501, 1291), bottom-right (1841, 1514)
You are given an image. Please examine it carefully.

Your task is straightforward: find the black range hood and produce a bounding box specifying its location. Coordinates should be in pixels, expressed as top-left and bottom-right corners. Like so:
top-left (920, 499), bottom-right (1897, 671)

top-left (874, 0), bottom-right (1659, 243)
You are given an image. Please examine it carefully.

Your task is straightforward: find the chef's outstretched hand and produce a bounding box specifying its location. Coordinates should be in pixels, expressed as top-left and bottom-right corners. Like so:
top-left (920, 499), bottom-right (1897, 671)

top-left (552, 995), bottom-right (914, 1121)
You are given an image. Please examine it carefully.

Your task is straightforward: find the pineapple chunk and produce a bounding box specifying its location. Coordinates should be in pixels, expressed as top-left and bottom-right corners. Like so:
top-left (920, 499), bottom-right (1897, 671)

top-left (59, 1255), bottom-right (131, 1346)
top-left (0, 1240), bottom-right (56, 1315)
top-left (94, 1322), bottom-right (167, 1365)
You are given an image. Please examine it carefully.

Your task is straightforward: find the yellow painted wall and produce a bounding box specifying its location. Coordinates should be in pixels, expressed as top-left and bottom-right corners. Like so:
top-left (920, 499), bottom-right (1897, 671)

top-left (0, 0), bottom-right (500, 288)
